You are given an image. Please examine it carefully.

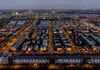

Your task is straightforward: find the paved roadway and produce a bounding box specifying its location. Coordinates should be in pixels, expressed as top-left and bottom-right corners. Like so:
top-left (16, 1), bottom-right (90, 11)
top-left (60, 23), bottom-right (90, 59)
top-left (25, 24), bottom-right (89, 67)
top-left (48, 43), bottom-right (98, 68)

top-left (0, 16), bottom-right (39, 54)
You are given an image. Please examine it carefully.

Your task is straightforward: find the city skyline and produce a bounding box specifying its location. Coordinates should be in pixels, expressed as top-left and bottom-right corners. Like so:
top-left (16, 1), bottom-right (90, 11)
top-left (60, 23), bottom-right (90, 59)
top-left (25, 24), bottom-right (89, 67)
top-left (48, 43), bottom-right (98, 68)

top-left (0, 0), bottom-right (100, 9)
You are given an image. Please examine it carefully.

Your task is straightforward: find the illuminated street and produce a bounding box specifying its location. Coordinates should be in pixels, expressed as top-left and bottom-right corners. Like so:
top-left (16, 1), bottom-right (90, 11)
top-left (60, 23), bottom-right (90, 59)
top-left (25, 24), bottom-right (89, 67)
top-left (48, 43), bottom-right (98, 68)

top-left (0, 10), bottom-right (100, 69)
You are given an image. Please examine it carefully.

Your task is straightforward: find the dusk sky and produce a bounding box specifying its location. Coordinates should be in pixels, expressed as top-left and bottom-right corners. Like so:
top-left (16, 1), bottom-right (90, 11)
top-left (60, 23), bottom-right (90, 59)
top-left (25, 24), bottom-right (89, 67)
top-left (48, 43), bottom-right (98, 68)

top-left (0, 0), bottom-right (100, 9)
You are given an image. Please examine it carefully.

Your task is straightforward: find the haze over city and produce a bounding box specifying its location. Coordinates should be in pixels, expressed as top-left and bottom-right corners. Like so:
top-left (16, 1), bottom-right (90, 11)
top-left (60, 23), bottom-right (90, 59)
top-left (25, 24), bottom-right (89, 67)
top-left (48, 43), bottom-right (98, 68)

top-left (0, 0), bottom-right (100, 9)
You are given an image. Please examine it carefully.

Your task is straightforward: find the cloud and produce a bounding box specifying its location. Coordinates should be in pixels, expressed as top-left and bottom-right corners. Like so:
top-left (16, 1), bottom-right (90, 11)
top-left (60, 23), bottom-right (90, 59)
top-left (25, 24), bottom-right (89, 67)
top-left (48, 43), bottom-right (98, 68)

top-left (0, 0), bottom-right (99, 9)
